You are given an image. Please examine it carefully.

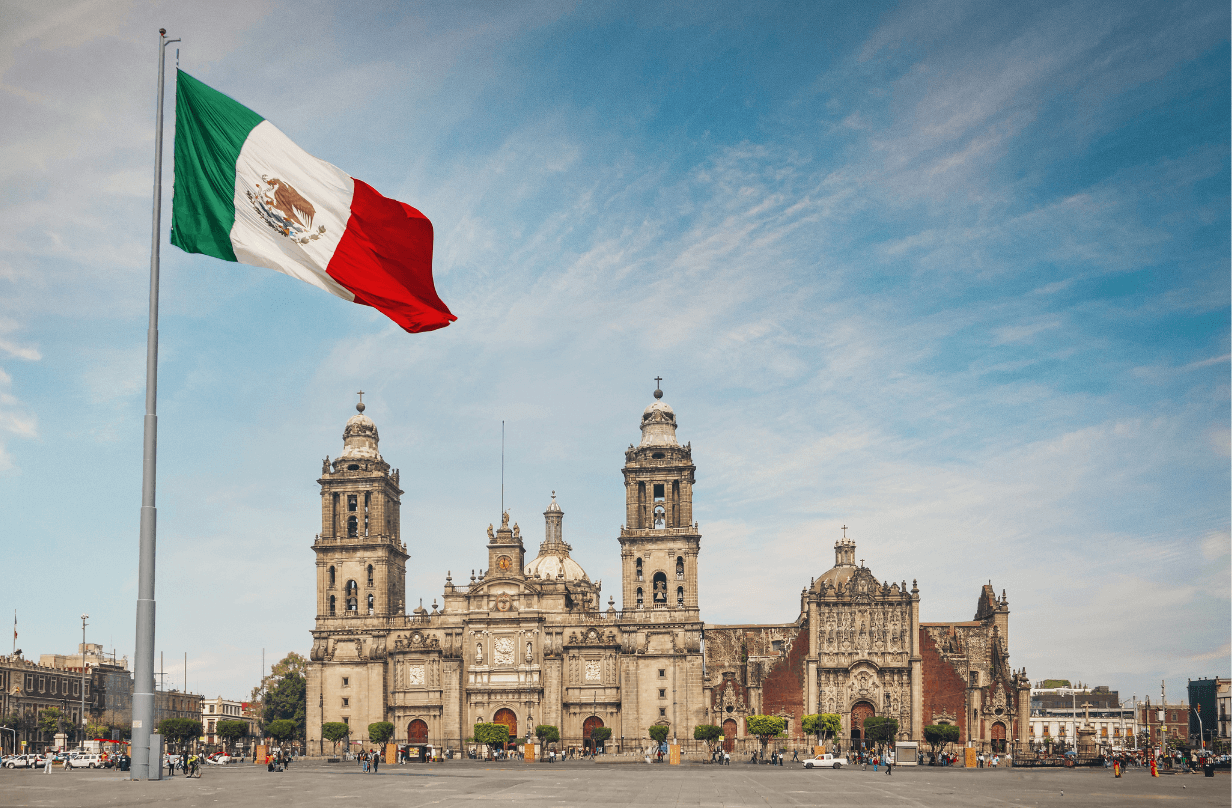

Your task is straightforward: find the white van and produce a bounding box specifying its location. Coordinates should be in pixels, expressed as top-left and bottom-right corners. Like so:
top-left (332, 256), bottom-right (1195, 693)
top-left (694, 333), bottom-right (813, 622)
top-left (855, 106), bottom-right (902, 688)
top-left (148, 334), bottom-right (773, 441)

top-left (67, 753), bottom-right (104, 769)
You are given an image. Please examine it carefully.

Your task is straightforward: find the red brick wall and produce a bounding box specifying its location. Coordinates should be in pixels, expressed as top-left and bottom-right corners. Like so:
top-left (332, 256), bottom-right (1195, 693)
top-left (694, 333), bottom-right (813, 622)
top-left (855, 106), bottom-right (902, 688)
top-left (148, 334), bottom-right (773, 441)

top-left (920, 627), bottom-right (967, 740)
top-left (760, 627), bottom-right (808, 737)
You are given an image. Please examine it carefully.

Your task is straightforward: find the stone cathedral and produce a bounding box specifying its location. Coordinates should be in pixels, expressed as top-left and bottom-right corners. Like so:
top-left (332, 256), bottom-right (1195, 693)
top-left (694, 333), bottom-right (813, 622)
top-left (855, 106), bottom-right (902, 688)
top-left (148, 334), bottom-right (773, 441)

top-left (305, 388), bottom-right (1031, 755)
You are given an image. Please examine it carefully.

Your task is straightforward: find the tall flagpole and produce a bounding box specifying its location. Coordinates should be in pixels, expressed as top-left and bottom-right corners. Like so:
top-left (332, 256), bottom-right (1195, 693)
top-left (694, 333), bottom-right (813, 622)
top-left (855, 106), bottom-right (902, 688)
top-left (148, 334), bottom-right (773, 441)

top-left (132, 27), bottom-right (178, 781)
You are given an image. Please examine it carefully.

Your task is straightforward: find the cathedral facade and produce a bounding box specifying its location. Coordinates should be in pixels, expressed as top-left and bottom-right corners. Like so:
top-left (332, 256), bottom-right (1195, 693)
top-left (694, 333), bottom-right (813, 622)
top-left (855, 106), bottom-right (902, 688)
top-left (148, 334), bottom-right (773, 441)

top-left (305, 390), bottom-right (1030, 755)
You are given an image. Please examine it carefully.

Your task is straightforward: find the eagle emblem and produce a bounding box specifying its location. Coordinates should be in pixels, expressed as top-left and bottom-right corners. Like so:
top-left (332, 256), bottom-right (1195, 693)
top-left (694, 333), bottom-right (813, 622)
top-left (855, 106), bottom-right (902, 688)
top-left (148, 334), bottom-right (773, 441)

top-left (247, 175), bottom-right (326, 244)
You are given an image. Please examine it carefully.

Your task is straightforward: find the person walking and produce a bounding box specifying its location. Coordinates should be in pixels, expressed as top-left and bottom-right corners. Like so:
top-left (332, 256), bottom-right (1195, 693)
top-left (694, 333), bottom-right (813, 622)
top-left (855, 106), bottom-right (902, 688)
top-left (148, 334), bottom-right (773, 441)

top-left (372, 749), bottom-right (379, 774)
top-left (44, 751), bottom-right (53, 774)
top-left (885, 750), bottom-right (893, 775)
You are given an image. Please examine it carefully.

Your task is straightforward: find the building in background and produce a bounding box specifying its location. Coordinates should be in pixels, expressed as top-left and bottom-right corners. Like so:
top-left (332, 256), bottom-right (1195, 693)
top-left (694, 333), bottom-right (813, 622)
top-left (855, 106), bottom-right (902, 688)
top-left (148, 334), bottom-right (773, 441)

top-left (0, 653), bottom-right (90, 753)
top-left (1137, 699), bottom-right (1189, 750)
top-left (154, 690), bottom-right (203, 727)
top-left (1187, 677), bottom-right (1230, 749)
top-left (1218, 680), bottom-right (1231, 749)
top-left (1028, 683), bottom-right (1136, 750)
top-left (38, 643), bottom-right (133, 738)
top-left (200, 697), bottom-right (259, 751)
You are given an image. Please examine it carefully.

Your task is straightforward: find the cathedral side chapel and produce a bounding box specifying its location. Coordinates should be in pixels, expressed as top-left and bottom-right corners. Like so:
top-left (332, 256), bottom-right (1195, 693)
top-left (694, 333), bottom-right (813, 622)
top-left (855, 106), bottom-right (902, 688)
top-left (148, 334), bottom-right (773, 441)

top-left (306, 387), bottom-right (1029, 755)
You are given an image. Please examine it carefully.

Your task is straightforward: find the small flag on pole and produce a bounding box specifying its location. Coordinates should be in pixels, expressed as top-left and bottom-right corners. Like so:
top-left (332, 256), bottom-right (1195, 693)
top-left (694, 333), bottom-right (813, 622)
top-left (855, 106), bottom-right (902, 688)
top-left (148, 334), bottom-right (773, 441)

top-left (169, 71), bottom-right (455, 333)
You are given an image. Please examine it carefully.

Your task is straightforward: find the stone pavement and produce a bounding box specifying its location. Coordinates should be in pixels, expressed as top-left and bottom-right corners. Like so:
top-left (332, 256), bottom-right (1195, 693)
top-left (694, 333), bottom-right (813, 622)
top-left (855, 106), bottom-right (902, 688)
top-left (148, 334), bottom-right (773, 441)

top-left (0, 760), bottom-right (1226, 807)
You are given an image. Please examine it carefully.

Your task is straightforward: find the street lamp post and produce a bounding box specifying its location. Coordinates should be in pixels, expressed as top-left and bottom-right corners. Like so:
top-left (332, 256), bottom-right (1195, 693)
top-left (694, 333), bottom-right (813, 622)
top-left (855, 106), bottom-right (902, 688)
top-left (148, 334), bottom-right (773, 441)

top-left (80, 615), bottom-right (88, 745)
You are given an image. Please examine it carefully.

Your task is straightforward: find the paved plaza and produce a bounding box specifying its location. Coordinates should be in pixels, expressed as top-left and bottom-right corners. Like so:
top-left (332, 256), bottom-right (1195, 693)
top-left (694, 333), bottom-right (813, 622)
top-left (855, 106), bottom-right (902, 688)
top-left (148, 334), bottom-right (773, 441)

top-left (0, 761), bottom-right (1226, 807)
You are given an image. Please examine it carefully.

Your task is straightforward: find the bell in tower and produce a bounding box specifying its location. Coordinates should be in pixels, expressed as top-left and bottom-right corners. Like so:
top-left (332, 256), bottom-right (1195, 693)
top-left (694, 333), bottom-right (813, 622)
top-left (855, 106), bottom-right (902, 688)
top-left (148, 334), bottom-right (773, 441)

top-left (313, 393), bottom-right (408, 621)
top-left (617, 379), bottom-right (701, 618)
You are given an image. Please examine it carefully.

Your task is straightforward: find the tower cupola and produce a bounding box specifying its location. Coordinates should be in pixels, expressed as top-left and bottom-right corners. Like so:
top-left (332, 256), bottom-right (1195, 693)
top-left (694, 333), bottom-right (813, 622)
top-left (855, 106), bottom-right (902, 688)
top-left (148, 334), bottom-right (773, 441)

top-left (340, 396), bottom-right (382, 462)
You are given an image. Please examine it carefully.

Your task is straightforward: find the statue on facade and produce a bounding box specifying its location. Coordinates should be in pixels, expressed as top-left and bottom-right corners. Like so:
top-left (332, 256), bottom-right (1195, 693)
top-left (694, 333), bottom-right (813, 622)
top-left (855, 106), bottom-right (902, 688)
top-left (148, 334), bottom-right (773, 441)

top-left (475, 642), bottom-right (484, 664)
top-left (525, 642), bottom-right (533, 663)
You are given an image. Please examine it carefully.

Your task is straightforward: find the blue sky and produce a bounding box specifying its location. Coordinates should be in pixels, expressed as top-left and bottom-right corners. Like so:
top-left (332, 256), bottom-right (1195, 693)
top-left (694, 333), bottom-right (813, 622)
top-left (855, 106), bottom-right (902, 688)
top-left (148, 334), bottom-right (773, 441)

top-left (1, 0), bottom-right (1227, 704)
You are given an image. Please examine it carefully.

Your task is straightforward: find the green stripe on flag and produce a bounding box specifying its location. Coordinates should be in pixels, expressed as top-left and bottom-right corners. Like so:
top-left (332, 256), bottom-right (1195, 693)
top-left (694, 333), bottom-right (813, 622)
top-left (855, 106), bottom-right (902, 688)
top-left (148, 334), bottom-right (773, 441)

top-left (170, 70), bottom-right (264, 261)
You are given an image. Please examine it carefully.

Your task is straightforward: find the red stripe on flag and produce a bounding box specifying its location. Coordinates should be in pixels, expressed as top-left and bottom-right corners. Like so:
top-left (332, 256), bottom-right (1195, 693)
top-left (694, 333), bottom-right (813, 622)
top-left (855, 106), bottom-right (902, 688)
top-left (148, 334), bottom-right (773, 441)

top-left (326, 179), bottom-right (456, 333)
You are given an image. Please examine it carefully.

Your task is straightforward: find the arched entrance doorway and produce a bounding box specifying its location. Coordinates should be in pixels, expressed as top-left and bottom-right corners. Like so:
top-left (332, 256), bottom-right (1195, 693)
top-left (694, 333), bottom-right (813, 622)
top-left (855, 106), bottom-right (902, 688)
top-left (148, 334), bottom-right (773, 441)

top-left (492, 708), bottom-right (518, 748)
top-left (851, 701), bottom-right (875, 745)
top-left (583, 716), bottom-right (604, 753)
top-left (408, 719), bottom-right (428, 744)
top-left (991, 722), bottom-right (1007, 753)
top-left (722, 719), bottom-right (738, 753)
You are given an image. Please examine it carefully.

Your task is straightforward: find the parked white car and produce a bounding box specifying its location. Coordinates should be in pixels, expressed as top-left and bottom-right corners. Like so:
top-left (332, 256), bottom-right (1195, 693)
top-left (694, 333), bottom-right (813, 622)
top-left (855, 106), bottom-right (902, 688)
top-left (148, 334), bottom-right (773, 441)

top-left (3, 754), bottom-right (36, 768)
top-left (205, 755), bottom-right (233, 765)
top-left (67, 753), bottom-right (103, 769)
top-left (803, 753), bottom-right (844, 769)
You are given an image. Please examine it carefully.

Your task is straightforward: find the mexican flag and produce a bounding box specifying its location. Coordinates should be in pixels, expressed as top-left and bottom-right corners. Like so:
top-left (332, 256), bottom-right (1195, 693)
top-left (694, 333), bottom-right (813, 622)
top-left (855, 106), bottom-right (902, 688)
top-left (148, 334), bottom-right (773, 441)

top-left (170, 71), bottom-right (455, 333)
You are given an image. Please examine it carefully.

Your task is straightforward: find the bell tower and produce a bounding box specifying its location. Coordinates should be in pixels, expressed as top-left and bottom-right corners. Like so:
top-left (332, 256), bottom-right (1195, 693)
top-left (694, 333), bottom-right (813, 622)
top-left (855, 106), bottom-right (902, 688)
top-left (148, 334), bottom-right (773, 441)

top-left (617, 380), bottom-right (701, 618)
top-left (486, 511), bottom-right (526, 577)
top-left (313, 394), bottom-right (408, 621)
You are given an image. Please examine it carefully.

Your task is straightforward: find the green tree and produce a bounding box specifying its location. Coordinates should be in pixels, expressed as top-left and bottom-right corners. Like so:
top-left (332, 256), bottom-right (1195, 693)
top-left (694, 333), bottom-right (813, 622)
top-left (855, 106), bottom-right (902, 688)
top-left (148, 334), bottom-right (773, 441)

top-left (474, 722), bottom-right (509, 757)
top-left (251, 652), bottom-right (308, 739)
top-left (37, 708), bottom-right (63, 738)
top-left (322, 722), bottom-right (350, 755)
top-left (694, 724), bottom-right (723, 753)
top-left (216, 720), bottom-right (249, 753)
top-left (157, 718), bottom-right (203, 753)
top-left (591, 726), bottom-right (612, 747)
top-left (923, 724), bottom-right (961, 760)
top-left (745, 715), bottom-right (786, 756)
top-left (85, 722), bottom-right (109, 740)
top-left (648, 724), bottom-right (670, 745)
top-left (534, 723), bottom-right (560, 757)
top-left (862, 716), bottom-right (899, 749)
top-left (368, 721), bottom-right (395, 746)
top-left (266, 719), bottom-right (298, 748)
top-left (802, 713), bottom-right (842, 743)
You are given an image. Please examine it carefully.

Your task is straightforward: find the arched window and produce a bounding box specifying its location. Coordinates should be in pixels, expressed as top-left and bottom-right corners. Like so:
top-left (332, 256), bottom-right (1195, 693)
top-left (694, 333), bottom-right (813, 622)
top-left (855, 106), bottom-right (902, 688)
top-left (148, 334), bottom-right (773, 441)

top-left (652, 572), bottom-right (667, 605)
top-left (676, 586), bottom-right (684, 606)
top-left (675, 556), bottom-right (684, 580)
top-left (329, 595), bottom-right (336, 616)
top-left (636, 587), bottom-right (644, 609)
top-left (347, 515), bottom-right (358, 537)
top-left (364, 492), bottom-right (370, 536)
top-left (329, 566), bottom-right (336, 587)
top-left (635, 558), bottom-right (643, 581)
top-left (367, 594), bottom-right (375, 615)
top-left (367, 565), bottom-right (374, 587)
top-left (654, 506), bottom-right (665, 529)
top-left (637, 482), bottom-right (646, 529)
top-left (346, 579), bottom-right (358, 596)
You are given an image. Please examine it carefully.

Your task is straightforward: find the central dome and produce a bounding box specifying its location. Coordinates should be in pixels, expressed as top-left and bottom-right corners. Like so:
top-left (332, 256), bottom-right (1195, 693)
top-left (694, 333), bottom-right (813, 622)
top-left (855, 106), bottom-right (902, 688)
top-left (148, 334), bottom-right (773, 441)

top-left (524, 492), bottom-right (590, 582)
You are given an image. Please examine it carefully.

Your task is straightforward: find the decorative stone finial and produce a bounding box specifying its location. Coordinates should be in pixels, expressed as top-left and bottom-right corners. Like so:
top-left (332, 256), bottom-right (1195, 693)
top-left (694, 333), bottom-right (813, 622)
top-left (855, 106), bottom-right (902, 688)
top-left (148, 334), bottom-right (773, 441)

top-left (356, 390), bottom-right (366, 413)
top-left (654, 376), bottom-right (664, 399)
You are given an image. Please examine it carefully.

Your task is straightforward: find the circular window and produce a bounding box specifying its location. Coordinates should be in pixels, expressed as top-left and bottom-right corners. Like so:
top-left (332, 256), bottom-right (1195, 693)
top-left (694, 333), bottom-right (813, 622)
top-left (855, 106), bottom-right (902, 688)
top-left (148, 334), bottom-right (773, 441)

top-left (725, 705), bottom-right (734, 713)
top-left (347, 464), bottom-right (359, 471)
